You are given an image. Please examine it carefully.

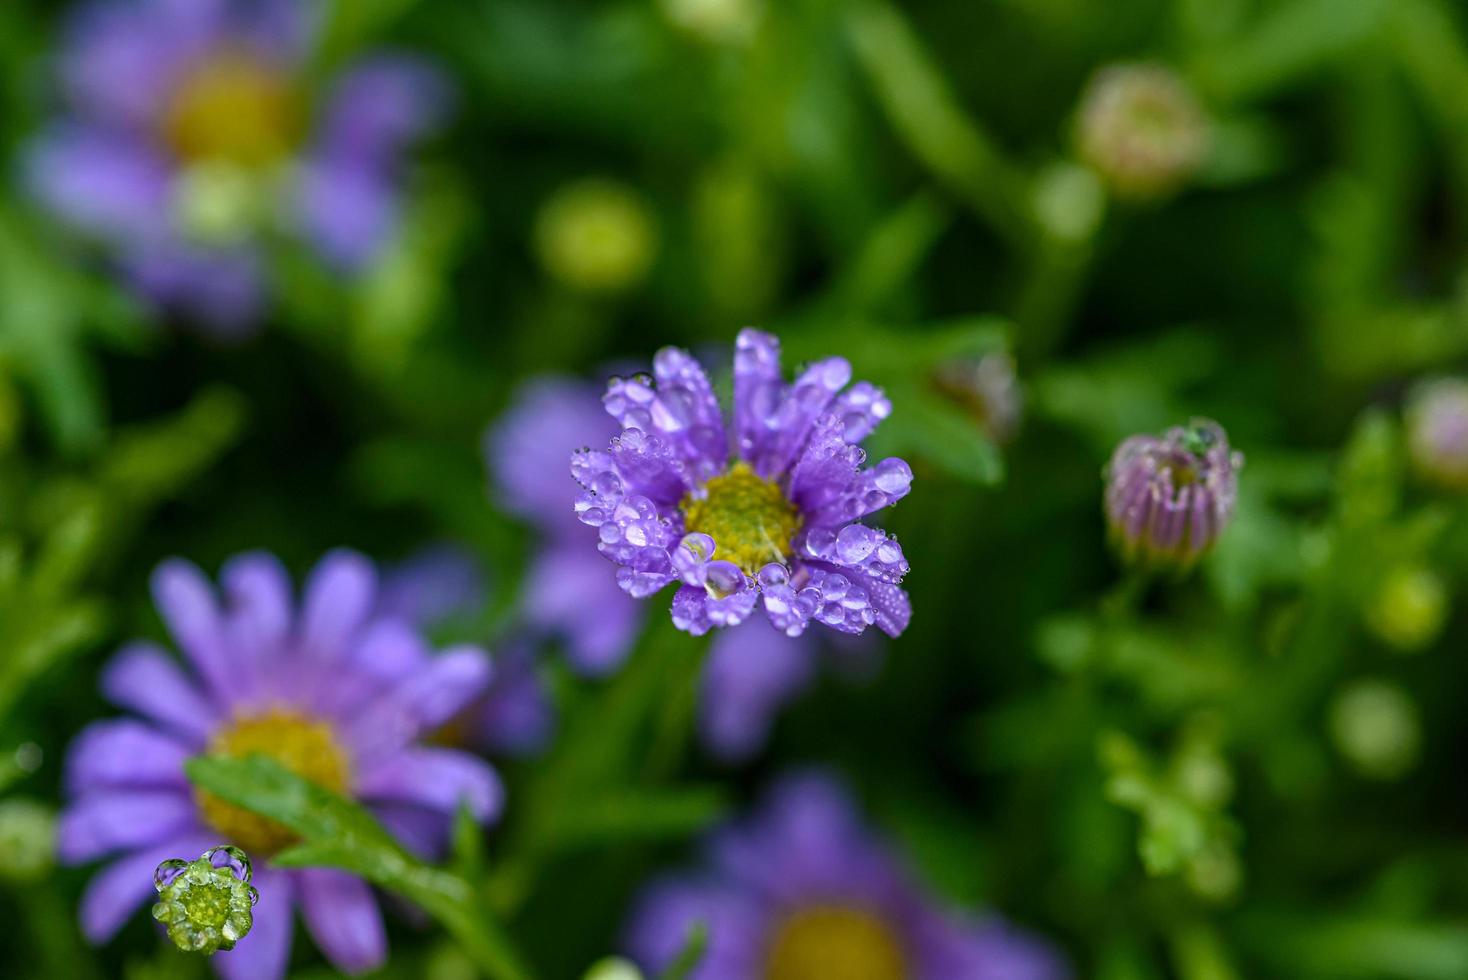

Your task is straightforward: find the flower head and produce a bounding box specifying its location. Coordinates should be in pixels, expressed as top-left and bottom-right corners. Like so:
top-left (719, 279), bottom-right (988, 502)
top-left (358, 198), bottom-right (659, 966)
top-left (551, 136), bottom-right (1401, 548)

top-left (26, 0), bottom-right (449, 334)
top-left (152, 846), bottom-right (259, 955)
top-left (1076, 63), bottom-right (1209, 200)
top-left (1406, 378), bottom-right (1468, 490)
top-left (1104, 418), bottom-right (1241, 571)
top-left (58, 550), bottom-right (502, 980)
top-left (624, 773), bottom-right (1069, 980)
top-left (574, 329), bottom-right (913, 638)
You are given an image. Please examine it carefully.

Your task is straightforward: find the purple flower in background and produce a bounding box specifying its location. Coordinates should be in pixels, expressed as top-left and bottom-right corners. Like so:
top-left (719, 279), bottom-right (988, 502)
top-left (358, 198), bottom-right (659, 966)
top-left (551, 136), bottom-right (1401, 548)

top-left (25, 0), bottom-right (449, 335)
top-left (700, 618), bottom-right (880, 762)
top-left (488, 377), bottom-right (645, 675)
top-left (574, 329), bottom-right (913, 638)
top-left (1406, 378), bottom-right (1468, 491)
top-left (625, 773), bottom-right (1069, 980)
top-left (58, 550), bottom-right (502, 979)
top-left (1104, 418), bottom-right (1242, 572)
top-left (378, 545), bottom-right (554, 756)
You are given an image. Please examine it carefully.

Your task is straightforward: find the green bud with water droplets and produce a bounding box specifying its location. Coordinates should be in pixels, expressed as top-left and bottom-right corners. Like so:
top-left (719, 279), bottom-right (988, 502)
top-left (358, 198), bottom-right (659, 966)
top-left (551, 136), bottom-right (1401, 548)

top-left (151, 846), bottom-right (259, 955)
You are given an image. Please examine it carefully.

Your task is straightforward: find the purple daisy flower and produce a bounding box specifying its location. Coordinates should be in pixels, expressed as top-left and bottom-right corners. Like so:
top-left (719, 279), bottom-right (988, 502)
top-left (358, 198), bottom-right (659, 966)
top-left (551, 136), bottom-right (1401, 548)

top-left (624, 772), bottom-right (1070, 980)
top-left (58, 549), bottom-right (502, 979)
top-left (488, 377), bottom-right (646, 675)
top-left (573, 329), bottom-right (913, 639)
top-left (1103, 418), bottom-right (1242, 571)
top-left (25, 0), bottom-right (449, 335)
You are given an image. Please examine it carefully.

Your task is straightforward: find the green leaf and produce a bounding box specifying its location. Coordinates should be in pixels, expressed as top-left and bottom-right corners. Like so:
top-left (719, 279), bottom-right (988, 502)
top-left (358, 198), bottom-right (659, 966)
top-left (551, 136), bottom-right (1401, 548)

top-left (186, 755), bottom-right (534, 980)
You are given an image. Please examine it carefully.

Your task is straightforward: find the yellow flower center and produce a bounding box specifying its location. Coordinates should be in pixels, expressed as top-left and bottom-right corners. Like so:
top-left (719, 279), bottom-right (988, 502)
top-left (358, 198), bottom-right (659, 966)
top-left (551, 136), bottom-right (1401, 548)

top-left (764, 906), bottom-right (907, 980)
top-left (195, 710), bottom-right (349, 856)
top-left (163, 53), bottom-right (299, 167)
top-left (681, 461), bottom-right (801, 575)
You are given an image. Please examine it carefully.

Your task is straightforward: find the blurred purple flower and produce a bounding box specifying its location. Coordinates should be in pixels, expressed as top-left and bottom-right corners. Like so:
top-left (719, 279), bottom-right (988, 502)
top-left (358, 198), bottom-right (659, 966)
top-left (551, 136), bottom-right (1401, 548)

top-left (488, 377), bottom-right (645, 675)
top-left (625, 772), bottom-right (1069, 980)
top-left (58, 550), bottom-right (503, 979)
top-left (574, 329), bottom-right (913, 638)
top-left (700, 618), bottom-right (881, 762)
top-left (1104, 418), bottom-right (1242, 571)
top-left (24, 0), bottom-right (450, 335)
top-left (379, 545), bottom-right (554, 756)
top-left (1406, 378), bottom-right (1468, 491)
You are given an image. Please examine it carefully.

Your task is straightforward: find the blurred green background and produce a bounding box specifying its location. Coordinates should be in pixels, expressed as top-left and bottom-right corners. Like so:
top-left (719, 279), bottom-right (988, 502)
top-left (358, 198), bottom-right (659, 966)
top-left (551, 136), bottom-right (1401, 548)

top-left (5, 0), bottom-right (1468, 977)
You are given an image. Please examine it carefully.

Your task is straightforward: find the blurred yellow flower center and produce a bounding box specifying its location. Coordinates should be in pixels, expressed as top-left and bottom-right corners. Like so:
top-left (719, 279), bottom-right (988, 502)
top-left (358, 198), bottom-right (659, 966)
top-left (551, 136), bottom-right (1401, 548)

top-left (763, 906), bottom-right (907, 980)
top-left (195, 710), bottom-right (349, 856)
top-left (682, 461), bottom-right (800, 575)
top-left (163, 53), bottom-right (299, 167)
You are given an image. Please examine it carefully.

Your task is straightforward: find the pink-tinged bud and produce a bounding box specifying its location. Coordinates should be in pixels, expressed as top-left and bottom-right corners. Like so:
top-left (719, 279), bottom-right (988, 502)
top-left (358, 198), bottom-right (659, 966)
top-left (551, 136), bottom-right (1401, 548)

top-left (1104, 418), bottom-right (1242, 572)
top-left (1406, 378), bottom-right (1468, 490)
top-left (1077, 63), bottom-right (1210, 200)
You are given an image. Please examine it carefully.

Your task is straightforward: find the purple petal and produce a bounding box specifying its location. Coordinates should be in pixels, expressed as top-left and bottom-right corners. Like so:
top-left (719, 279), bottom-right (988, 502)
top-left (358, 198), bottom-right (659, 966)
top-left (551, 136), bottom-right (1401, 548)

top-left (468, 647), bottom-right (556, 755)
top-left (603, 349), bottom-right (728, 481)
top-left (732, 328), bottom-right (786, 473)
top-left (372, 802), bottom-right (447, 859)
top-left (78, 831), bottom-right (216, 943)
top-left (151, 559), bottom-right (232, 700)
top-left (215, 866), bottom-right (294, 980)
top-left (296, 868), bottom-right (387, 975)
top-left (491, 378), bottom-right (616, 531)
top-left (221, 551), bottom-right (293, 651)
top-left (58, 790), bottom-right (198, 863)
top-left (831, 381), bottom-right (892, 443)
top-left (750, 357), bottom-right (852, 478)
top-left (345, 646), bottom-right (493, 765)
top-left (624, 877), bottom-right (768, 980)
top-left (375, 544), bottom-right (485, 629)
top-left (65, 719), bottom-right (191, 795)
top-left (700, 620), bottom-right (817, 761)
top-left (355, 747), bottom-right (503, 823)
top-left (523, 542), bottom-right (644, 675)
top-left (941, 917), bottom-right (1073, 980)
top-left (806, 457), bottom-right (914, 526)
top-left (99, 641), bottom-right (216, 744)
top-left (122, 243), bottom-right (267, 339)
top-left (317, 55), bottom-right (452, 163)
top-left (799, 525), bottom-right (909, 585)
top-left (786, 415), bottom-right (865, 515)
top-left (865, 578), bottom-right (912, 639)
top-left (300, 550), bottom-right (378, 662)
top-left (23, 126), bottom-right (172, 243)
top-left (671, 579), bottom-right (758, 636)
top-left (608, 428), bottom-right (692, 507)
top-left (58, 1), bottom-right (204, 126)
top-left (292, 159), bottom-right (398, 271)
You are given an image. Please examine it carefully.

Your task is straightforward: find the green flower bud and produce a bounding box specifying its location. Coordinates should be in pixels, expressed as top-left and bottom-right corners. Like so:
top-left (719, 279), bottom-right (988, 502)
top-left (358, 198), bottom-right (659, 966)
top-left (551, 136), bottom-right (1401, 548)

top-left (1329, 680), bottom-right (1421, 780)
top-left (151, 846), bottom-right (259, 955)
top-left (0, 798), bottom-right (55, 883)
top-left (583, 957), bottom-right (647, 980)
top-left (1365, 565), bottom-right (1448, 653)
top-left (534, 179), bottom-right (658, 293)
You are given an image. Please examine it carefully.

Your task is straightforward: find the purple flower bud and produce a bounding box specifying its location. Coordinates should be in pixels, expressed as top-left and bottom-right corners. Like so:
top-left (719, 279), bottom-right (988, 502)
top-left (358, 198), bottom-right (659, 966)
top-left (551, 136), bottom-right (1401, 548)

top-left (1104, 418), bottom-right (1242, 571)
top-left (1406, 378), bottom-right (1468, 491)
